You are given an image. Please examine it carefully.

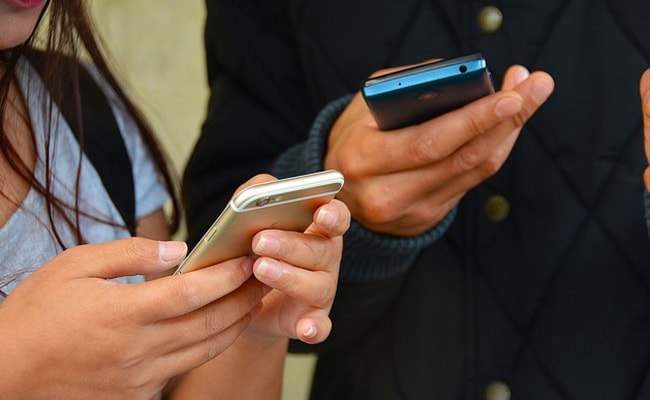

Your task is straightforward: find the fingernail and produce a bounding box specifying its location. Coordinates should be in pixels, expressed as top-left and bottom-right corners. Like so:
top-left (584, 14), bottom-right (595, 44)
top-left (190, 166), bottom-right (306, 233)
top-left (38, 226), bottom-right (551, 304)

top-left (303, 325), bottom-right (317, 339)
top-left (159, 241), bottom-right (187, 263)
top-left (255, 259), bottom-right (283, 281)
top-left (494, 96), bottom-right (522, 118)
top-left (254, 234), bottom-right (280, 255)
top-left (316, 208), bottom-right (336, 229)
top-left (512, 66), bottom-right (530, 85)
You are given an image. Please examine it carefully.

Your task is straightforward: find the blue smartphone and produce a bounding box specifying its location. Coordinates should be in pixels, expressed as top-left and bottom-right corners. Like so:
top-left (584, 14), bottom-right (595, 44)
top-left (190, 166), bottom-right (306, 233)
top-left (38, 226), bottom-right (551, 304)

top-left (361, 53), bottom-right (495, 130)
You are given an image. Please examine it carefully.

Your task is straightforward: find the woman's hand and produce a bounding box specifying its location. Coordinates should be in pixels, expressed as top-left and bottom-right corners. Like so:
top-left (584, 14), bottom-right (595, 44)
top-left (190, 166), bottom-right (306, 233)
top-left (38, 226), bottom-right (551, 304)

top-left (325, 64), bottom-right (554, 236)
top-left (0, 238), bottom-right (265, 400)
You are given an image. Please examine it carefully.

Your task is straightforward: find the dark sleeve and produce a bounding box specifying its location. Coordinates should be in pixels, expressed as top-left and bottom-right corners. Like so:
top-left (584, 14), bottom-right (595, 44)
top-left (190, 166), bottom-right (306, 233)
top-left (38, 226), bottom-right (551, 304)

top-left (184, 0), bottom-right (454, 351)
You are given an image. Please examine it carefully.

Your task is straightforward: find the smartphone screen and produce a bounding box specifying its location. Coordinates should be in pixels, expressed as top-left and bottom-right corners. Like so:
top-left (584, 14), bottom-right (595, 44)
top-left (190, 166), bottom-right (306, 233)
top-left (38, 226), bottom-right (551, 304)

top-left (362, 53), bottom-right (495, 130)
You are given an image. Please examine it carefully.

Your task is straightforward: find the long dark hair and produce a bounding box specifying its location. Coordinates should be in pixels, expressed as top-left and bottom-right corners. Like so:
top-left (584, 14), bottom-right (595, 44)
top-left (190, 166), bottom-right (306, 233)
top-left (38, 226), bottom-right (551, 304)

top-left (0, 0), bottom-right (181, 246)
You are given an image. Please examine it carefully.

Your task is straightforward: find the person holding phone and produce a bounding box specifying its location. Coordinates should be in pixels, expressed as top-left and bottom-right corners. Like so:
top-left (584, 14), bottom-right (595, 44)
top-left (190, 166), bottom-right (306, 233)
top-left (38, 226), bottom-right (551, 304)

top-left (0, 1), bottom-right (350, 399)
top-left (183, 1), bottom-right (650, 399)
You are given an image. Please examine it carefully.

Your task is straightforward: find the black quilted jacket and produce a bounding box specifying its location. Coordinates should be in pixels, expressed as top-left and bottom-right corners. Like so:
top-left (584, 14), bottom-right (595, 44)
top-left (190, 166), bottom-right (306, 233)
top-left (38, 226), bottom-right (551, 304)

top-left (184, 1), bottom-right (650, 398)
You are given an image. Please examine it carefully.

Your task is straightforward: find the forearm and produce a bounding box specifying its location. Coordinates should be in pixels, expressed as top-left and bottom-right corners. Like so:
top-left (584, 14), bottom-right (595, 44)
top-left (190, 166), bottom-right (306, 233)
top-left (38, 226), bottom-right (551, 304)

top-left (166, 336), bottom-right (288, 400)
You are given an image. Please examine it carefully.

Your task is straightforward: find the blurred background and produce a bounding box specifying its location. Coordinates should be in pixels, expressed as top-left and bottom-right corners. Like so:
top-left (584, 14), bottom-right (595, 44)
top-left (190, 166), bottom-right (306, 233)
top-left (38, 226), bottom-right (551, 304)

top-left (89, 1), bottom-right (316, 398)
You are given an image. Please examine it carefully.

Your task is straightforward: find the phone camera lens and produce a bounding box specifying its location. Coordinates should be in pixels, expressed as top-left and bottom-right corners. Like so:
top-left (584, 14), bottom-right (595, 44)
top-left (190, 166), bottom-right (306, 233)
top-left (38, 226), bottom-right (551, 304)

top-left (459, 64), bottom-right (467, 73)
top-left (256, 197), bottom-right (271, 207)
top-left (256, 195), bottom-right (282, 207)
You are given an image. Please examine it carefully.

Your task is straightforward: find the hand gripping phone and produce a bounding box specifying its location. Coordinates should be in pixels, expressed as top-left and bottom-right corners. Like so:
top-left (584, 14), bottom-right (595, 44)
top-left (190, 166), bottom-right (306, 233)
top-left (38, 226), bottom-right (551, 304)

top-left (174, 170), bottom-right (345, 275)
top-left (361, 53), bottom-right (495, 130)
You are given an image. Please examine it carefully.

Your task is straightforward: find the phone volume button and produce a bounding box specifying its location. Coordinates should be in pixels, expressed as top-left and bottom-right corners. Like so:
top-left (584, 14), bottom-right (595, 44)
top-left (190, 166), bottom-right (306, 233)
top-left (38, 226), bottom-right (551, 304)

top-left (204, 227), bottom-right (218, 242)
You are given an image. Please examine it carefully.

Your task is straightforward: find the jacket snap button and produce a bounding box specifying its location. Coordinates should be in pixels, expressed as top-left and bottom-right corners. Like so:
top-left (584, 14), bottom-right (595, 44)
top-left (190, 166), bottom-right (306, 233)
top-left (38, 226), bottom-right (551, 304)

top-left (484, 195), bottom-right (510, 222)
top-left (477, 5), bottom-right (503, 33)
top-left (485, 381), bottom-right (511, 400)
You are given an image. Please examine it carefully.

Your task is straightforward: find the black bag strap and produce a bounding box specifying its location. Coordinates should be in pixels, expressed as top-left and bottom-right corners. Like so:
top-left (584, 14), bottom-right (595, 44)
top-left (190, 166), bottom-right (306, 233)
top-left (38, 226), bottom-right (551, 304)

top-left (75, 67), bottom-right (136, 234)
top-left (27, 51), bottom-right (136, 234)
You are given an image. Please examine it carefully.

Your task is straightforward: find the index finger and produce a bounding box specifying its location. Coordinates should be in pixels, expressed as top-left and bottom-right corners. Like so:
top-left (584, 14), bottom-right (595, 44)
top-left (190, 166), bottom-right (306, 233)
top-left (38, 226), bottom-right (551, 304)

top-left (405, 69), bottom-right (554, 164)
top-left (129, 256), bottom-right (255, 322)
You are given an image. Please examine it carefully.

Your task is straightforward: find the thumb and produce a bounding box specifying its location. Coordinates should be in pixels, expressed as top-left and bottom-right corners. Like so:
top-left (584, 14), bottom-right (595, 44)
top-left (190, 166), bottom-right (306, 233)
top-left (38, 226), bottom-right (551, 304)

top-left (56, 238), bottom-right (187, 279)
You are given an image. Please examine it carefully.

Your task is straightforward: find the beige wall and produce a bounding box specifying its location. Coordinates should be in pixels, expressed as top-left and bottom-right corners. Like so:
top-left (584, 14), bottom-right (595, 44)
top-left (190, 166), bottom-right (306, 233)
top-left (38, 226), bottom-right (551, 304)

top-left (89, 1), bottom-right (315, 398)
top-left (90, 0), bottom-right (208, 172)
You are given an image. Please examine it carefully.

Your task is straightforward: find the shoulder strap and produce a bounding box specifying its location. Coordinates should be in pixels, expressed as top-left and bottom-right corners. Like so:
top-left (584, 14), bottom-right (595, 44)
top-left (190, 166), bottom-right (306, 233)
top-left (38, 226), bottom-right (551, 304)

top-left (27, 51), bottom-right (136, 235)
top-left (75, 67), bottom-right (136, 234)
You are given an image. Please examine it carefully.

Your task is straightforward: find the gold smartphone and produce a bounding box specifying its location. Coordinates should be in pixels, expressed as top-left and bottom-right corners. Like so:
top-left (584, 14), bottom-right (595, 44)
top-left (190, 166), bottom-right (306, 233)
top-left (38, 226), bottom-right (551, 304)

top-left (174, 170), bottom-right (345, 274)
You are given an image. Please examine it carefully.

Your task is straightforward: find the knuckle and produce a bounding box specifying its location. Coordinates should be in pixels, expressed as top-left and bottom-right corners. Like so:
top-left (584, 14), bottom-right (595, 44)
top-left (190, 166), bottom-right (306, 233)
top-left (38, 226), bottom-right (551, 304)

top-left (200, 282), bottom-right (262, 339)
top-left (122, 237), bottom-right (153, 262)
top-left (173, 278), bottom-right (204, 311)
top-left (204, 341), bottom-right (221, 364)
top-left (509, 111), bottom-right (527, 129)
top-left (203, 315), bottom-right (250, 362)
top-left (335, 151), bottom-right (367, 179)
top-left (465, 111), bottom-right (487, 138)
top-left (203, 307), bottom-right (226, 338)
top-left (359, 191), bottom-right (401, 226)
top-left (312, 275), bottom-right (337, 307)
top-left (245, 281), bottom-right (265, 307)
top-left (406, 130), bottom-right (442, 164)
top-left (478, 155), bottom-right (503, 178)
top-left (299, 240), bottom-right (322, 270)
top-left (203, 333), bottom-right (229, 363)
top-left (453, 141), bottom-right (485, 172)
top-left (276, 235), bottom-right (303, 263)
top-left (278, 268), bottom-right (300, 293)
